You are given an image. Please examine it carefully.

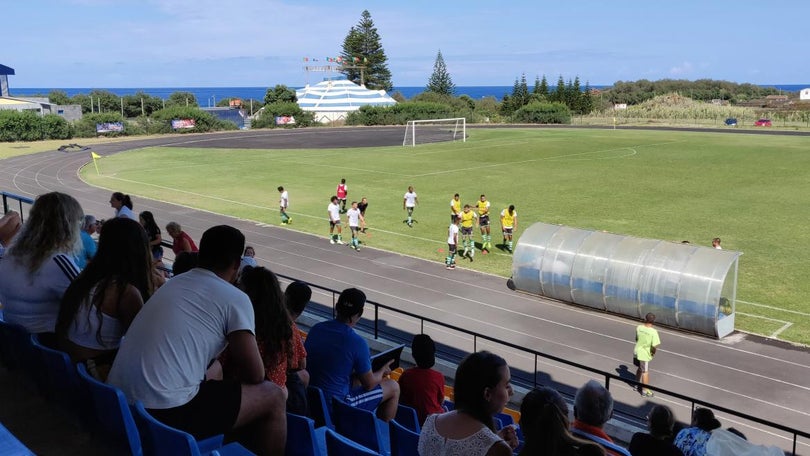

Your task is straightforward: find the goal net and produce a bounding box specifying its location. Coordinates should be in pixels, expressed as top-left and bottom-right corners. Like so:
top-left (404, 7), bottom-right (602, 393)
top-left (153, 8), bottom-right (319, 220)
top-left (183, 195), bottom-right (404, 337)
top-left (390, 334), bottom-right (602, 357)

top-left (402, 118), bottom-right (466, 147)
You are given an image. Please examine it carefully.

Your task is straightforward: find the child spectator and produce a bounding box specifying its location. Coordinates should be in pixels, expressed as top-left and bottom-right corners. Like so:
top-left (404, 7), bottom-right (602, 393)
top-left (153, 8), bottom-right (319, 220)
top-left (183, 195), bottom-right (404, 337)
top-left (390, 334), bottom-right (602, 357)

top-left (284, 280), bottom-right (312, 321)
top-left (398, 334), bottom-right (445, 425)
top-left (629, 404), bottom-right (683, 456)
top-left (284, 280), bottom-right (313, 415)
top-left (56, 217), bottom-right (156, 381)
top-left (171, 251), bottom-right (199, 276)
top-left (674, 408), bottom-right (721, 456)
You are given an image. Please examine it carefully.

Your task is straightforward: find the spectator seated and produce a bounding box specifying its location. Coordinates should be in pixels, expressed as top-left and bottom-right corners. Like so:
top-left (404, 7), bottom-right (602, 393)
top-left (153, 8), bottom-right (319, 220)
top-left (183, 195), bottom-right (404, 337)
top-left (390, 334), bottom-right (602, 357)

top-left (571, 380), bottom-right (630, 456)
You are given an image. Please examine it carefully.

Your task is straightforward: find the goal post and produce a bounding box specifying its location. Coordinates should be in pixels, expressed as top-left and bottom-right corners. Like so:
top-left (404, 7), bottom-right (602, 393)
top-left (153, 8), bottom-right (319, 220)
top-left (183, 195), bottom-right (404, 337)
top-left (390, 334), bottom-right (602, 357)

top-left (403, 118), bottom-right (466, 147)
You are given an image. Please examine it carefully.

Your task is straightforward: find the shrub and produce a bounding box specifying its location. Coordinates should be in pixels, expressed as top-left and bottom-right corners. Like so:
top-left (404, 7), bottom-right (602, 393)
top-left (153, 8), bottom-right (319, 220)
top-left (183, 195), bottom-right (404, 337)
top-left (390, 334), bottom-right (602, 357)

top-left (40, 114), bottom-right (73, 140)
top-left (346, 102), bottom-right (463, 126)
top-left (0, 110), bottom-right (43, 141)
top-left (252, 102), bottom-right (314, 129)
top-left (512, 102), bottom-right (572, 124)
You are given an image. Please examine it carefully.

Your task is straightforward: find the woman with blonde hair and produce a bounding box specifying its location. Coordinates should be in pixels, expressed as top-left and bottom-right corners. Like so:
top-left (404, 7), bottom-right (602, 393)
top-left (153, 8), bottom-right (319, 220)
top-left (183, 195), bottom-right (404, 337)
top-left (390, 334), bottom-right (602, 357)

top-left (518, 387), bottom-right (604, 456)
top-left (0, 192), bottom-right (83, 344)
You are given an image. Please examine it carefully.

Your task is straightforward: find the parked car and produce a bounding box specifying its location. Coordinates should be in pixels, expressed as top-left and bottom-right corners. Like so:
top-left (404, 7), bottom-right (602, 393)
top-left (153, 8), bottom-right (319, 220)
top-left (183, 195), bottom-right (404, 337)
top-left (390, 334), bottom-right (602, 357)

top-left (754, 118), bottom-right (772, 127)
top-left (724, 118), bottom-right (738, 126)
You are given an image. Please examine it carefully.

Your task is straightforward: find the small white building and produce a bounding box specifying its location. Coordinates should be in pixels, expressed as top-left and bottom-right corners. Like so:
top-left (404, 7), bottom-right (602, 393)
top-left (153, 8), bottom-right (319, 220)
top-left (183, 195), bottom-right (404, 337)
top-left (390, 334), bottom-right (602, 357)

top-left (800, 88), bottom-right (810, 101)
top-left (296, 78), bottom-right (396, 123)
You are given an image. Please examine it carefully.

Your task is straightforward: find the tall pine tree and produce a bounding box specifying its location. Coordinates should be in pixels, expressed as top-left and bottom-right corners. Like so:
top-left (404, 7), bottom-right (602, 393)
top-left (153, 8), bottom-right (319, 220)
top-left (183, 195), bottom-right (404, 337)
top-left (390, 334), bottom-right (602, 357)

top-left (340, 10), bottom-right (393, 92)
top-left (426, 50), bottom-right (455, 96)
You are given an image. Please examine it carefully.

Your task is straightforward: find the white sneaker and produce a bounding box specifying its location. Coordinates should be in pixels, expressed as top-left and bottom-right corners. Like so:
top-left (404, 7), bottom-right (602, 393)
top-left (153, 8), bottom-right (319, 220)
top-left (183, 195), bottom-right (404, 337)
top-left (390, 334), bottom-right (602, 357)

top-left (336, 240), bottom-right (345, 245)
top-left (330, 239), bottom-right (336, 244)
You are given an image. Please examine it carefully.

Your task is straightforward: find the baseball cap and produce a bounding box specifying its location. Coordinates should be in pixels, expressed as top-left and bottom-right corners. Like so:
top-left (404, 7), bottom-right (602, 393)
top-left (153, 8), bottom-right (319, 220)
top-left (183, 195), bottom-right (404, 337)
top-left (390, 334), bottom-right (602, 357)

top-left (336, 288), bottom-right (366, 317)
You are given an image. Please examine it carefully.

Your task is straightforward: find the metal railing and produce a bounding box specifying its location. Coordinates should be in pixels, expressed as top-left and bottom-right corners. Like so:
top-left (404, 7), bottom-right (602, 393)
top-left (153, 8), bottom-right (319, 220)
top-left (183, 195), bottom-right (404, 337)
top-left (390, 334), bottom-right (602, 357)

top-left (276, 272), bottom-right (808, 455)
top-left (1, 192), bottom-right (34, 222)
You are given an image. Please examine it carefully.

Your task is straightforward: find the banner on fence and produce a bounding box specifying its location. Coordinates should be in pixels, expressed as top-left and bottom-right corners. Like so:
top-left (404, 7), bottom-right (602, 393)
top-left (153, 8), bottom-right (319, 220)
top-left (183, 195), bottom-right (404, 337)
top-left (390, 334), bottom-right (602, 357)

top-left (171, 119), bottom-right (196, 129)
top-left (275, 116), bottom-right (296, 125)
top-left (96, 122), bottom-right (124, 133)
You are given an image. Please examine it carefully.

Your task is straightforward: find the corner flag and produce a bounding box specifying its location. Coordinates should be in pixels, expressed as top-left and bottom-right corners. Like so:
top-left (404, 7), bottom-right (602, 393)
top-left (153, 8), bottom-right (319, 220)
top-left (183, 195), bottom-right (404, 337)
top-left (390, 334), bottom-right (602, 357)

top-left (90, 151), bottom-right (101, 175)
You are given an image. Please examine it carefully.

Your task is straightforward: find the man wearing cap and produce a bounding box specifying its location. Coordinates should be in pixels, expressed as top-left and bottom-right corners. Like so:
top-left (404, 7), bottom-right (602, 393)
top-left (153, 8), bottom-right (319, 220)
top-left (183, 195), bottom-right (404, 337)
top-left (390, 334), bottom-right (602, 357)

top-left (304, 288), bottom-right (400, 421)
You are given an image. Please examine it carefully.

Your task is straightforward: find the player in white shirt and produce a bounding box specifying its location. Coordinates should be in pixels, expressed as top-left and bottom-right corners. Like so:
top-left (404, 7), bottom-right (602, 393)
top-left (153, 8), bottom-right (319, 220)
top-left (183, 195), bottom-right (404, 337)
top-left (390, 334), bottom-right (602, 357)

top-left (403, 186), bottom-right (418, 227)
top-left (277, 186), bottom-right (291, 224)
top-left (346, 201), bottom-right (365, 251)
top-left (445, 215), bottom-right (459, 269)
top-left (327, 196), bottom-right (344, 244)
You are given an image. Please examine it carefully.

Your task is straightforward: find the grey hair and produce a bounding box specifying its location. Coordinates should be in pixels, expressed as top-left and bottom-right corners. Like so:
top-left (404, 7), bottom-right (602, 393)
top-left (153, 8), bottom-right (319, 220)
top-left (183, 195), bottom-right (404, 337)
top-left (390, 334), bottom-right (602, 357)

top-left (166, 221), bottom-right (181, 232)
top-left (82, 215), bottom-right (97, 231)
top-left (574, 380), bottom-right (614, 427)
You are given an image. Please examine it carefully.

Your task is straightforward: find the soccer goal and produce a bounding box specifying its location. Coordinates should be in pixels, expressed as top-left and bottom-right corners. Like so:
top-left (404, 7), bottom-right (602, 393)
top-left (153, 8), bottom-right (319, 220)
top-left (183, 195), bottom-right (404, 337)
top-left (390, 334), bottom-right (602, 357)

top-left (402, 118), bottom-right (466, 147)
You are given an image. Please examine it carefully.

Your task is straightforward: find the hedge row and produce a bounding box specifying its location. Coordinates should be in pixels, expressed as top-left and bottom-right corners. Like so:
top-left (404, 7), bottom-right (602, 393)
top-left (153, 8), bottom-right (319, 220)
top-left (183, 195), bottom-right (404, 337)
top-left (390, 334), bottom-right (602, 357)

top-left (0, 111), bottom-right (73, 141)
top-left (252, 102), bottom-right (315, 129)
top-left (345, 102), bottom-right (467, 126)
top-left (511, 102), bottom-right (572, 124)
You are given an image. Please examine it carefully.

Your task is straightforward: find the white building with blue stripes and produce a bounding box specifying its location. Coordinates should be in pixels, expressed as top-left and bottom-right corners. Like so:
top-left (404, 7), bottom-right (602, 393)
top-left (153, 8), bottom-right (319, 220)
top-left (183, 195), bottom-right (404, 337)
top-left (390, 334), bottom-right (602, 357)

top-left (296, 78), bottom-right (396, 123)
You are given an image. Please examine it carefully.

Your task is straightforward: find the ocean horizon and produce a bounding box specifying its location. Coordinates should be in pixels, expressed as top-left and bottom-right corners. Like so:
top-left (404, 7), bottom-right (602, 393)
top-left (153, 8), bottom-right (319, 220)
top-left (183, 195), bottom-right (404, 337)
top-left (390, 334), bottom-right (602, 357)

top-left (10, 84), bottom-right (809, 105)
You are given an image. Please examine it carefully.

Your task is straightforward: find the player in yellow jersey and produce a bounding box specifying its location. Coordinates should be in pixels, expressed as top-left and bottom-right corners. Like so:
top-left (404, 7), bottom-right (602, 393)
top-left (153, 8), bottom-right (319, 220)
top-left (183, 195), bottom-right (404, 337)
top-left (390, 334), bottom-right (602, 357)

top-left (459, 204), bottom-right (478, 260)
top-left (450, 193), bottom-right (461, 223)
top-left (477, 194), bottom-right (492, 253)
top-left (500, 204), bottom-right (517, 253)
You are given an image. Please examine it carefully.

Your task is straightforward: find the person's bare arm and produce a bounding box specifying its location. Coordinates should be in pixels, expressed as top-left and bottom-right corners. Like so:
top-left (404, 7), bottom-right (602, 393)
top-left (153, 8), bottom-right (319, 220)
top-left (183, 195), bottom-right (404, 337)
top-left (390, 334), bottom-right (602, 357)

top-left (226, 330), bottom-right (266, 384)
top-left (358, 359), bottom-right (393, 390)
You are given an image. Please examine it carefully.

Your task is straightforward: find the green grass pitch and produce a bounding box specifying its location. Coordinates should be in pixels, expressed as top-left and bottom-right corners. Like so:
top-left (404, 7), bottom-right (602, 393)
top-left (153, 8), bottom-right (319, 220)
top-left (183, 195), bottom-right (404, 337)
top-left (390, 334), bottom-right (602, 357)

top-left (81, 128), bottom-right (810, 345)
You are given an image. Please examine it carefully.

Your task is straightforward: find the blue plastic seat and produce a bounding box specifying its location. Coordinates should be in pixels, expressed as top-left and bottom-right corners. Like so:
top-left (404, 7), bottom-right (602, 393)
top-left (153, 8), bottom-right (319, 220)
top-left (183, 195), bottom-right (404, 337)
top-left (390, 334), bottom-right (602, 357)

top-left (324, 428), bottom-right (381, 456)
top-left (0, 321), bottom-right (34, 374)
top-left (306, 386), bottom-right (334, 430)
top-left (285, 412), bottom-right (326, 456)
top-left (30, 337), bottom-right (84, 412)
top-left (331, 397), bottom-right (390, 456)
top-left (0, 421), bottom-right (35, 456)
top-left (131, 401), bottom-right (254, 456)
top-left (393, 404), bottom-right (420, 433)
top-left (388, 419), bottom-right (419, 456)
top-left (76, 363), bottom-right (143, 455)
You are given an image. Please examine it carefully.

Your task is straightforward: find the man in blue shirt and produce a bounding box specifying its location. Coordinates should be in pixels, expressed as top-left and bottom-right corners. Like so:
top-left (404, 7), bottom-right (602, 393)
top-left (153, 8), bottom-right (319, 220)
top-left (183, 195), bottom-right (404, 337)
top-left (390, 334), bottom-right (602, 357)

top-left (305, 288), bottom-right (400, 421)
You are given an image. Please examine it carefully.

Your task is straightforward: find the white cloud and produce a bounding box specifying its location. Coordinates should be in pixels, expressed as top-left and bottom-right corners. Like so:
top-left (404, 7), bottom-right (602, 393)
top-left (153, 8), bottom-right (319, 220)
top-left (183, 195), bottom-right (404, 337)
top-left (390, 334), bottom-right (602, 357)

top-left (669, 61), bottom-right (694, 76)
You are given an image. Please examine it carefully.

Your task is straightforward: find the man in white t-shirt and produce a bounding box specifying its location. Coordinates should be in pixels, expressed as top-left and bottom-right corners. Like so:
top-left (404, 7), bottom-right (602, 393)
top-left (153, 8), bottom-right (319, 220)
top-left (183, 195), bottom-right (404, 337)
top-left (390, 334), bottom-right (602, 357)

top-left (278, 186), bottom-right (291, 225)
top-left (346, 201), bottom-right (365, 251)
top-left (107, 225), bottom-right (287, 455)
top-left (327, 196), bottom-right (344, 244)
top-left (445, 215), bottom-right (460, 269)
top-left (403, 186), bottom-right (418, 227)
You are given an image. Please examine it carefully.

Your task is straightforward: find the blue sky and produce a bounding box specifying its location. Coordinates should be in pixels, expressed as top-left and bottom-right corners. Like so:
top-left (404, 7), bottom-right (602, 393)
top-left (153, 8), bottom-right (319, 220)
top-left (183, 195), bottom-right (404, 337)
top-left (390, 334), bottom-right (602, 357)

top-left (4, 0), bottom-right (808, 88)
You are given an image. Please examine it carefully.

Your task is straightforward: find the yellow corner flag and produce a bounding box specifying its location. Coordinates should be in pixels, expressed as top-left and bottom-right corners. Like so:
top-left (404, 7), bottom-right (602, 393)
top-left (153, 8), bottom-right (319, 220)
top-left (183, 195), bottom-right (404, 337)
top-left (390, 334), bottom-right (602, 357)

top-left (90, 151), bottom-right (101, 175)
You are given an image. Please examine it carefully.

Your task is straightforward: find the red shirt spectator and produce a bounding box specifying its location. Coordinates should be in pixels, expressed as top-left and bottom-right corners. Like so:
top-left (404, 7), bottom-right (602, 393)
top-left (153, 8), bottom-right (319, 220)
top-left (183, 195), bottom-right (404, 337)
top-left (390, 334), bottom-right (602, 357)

top-left (399, 366), bottom-right (445, 424)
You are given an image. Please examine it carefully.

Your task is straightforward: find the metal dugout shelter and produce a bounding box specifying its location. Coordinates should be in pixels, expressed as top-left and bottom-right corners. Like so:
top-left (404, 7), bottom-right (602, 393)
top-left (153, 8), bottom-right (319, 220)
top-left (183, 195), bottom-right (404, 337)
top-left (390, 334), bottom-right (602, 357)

top-left (512, 222), bottom-right (741, 338)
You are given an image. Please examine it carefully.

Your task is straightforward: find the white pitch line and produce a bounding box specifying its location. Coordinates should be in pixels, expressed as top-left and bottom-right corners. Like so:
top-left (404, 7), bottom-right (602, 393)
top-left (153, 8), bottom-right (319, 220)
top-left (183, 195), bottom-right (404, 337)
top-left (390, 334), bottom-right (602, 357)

top-left (737, 299), bottom-right (810, 318)
top-left (736, 311), bottom-right (795, 339)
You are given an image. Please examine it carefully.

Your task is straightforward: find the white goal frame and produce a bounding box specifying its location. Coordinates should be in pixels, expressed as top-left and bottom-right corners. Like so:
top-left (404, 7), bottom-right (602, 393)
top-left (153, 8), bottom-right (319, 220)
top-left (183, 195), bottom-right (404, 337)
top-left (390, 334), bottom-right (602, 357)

top-left (402, 118), bottom-right (467, 147)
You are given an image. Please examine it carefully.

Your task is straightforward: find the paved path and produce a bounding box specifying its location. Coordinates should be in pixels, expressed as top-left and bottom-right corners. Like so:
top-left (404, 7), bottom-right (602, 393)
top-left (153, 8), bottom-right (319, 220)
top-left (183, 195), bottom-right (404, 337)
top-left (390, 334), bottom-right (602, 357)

top-left (2, 128), bottom-right (808, 452)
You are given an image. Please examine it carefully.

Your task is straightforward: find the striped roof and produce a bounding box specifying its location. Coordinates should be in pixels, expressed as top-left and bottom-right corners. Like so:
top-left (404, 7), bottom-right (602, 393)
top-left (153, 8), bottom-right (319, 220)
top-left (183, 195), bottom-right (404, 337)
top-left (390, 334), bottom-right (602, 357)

top-left (296, 79), bottom-right (396, 112)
